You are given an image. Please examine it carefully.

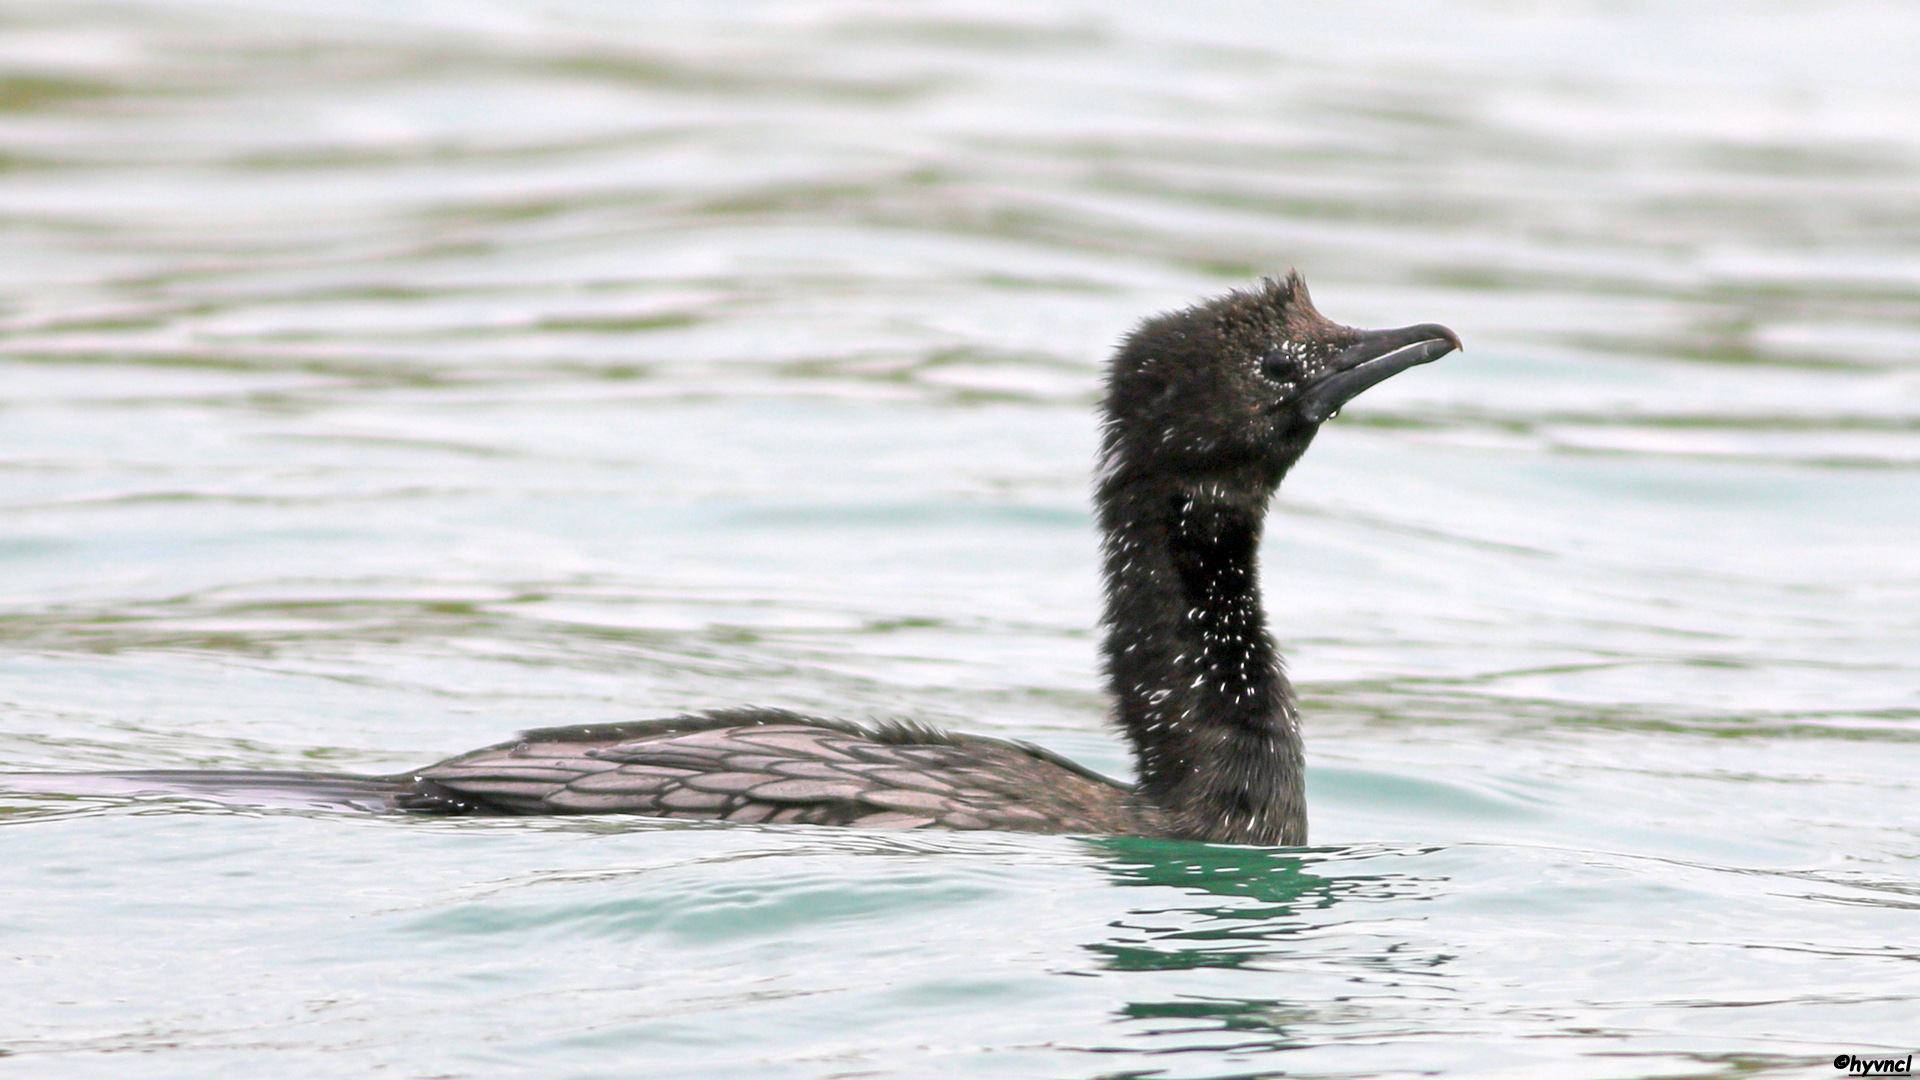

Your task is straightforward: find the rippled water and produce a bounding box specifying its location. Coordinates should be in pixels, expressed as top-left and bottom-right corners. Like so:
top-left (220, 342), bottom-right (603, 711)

top-left (3, 1), bottom-right (1917, 1076)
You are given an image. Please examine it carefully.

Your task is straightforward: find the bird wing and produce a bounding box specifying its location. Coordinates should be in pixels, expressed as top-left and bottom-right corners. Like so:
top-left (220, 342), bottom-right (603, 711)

top-left (405, 719), bottom-right (1138, 833)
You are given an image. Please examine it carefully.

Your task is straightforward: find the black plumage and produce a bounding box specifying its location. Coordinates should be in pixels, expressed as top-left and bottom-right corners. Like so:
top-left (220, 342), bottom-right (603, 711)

top-left (8, 274), bottom-right (1457, 845)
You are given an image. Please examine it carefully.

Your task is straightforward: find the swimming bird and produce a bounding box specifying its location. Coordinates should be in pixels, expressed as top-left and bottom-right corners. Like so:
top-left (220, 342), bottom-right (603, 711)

top-left (10, 275), bottom-right (1457, 845)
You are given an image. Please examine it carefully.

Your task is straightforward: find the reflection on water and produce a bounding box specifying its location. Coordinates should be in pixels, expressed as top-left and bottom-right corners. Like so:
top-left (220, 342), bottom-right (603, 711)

top-left (1085, 839), bottom-right (1445, 1065)
top-left (1, 0), bottom-right (1917, 1076)
top-left (1089, 838), bottom-right (1433, 970)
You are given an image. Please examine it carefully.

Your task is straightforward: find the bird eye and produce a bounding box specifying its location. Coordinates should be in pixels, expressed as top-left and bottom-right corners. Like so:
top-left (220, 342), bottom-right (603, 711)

top-left (1259, 350), bottom-right (1292, 384)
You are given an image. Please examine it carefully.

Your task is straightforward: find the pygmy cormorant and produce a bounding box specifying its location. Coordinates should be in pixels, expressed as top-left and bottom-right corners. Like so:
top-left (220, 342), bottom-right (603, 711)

top-left (7, 274), bottom-right (1457, 846)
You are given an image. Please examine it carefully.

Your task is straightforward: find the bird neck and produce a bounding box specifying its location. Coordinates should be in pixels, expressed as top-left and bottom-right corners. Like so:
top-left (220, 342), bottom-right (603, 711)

top-left (1097, 475), bottom-right (1306, 845)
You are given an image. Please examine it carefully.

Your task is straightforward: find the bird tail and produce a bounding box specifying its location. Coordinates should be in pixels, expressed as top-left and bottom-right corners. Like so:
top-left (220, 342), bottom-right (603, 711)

top-left (1, 769), bottom-right (407, 813)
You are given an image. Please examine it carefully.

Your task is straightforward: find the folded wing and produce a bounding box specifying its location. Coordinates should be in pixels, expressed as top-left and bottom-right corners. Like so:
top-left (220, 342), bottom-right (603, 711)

top-left (398, 710), bottom-right (1144, 834)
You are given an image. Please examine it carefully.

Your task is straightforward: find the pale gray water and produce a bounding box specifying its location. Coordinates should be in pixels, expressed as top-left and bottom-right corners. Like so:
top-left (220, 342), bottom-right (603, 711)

top-left (2, 1), bottom-right (1917, 1077)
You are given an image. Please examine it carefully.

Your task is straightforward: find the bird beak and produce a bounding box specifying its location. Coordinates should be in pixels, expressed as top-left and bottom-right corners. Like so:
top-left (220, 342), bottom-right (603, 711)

top-left (1296, 323), bottom-right (1460, 424)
